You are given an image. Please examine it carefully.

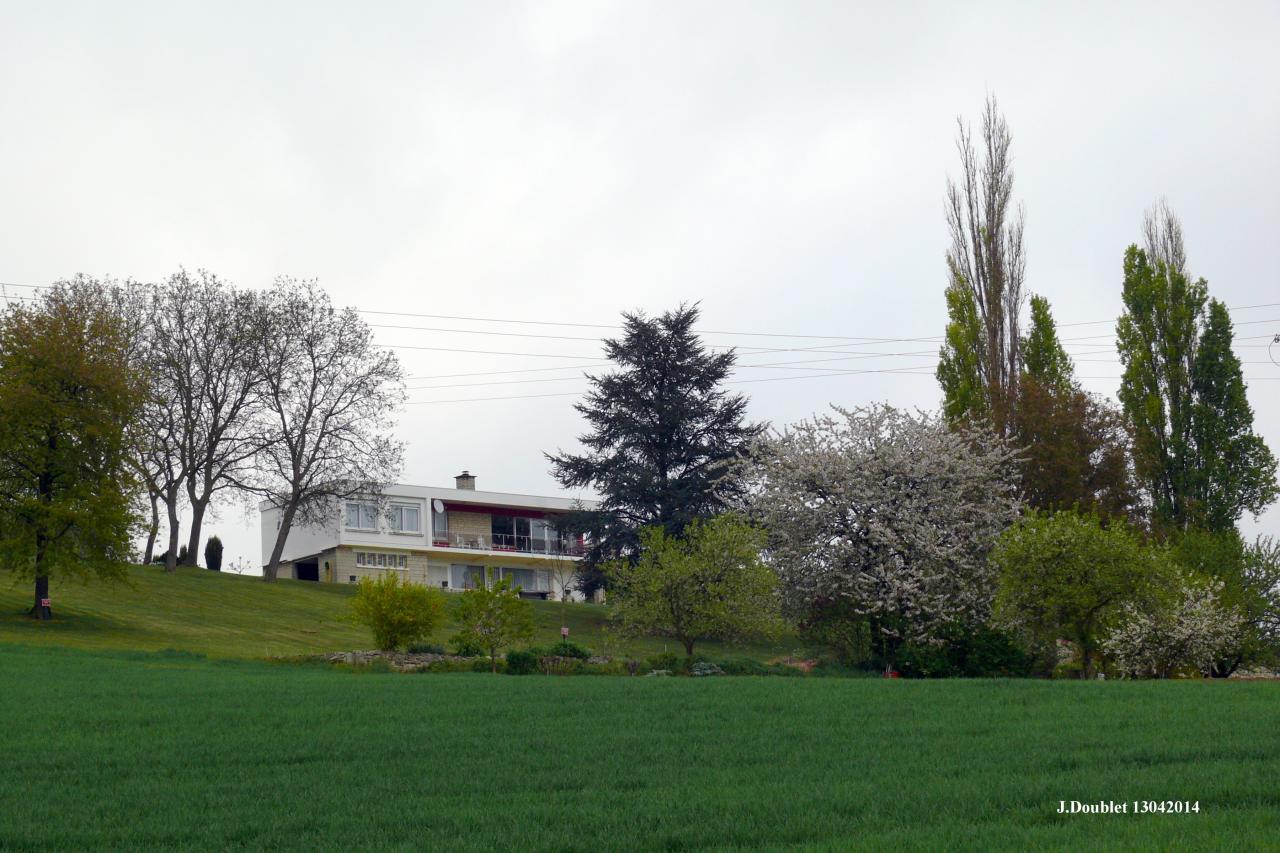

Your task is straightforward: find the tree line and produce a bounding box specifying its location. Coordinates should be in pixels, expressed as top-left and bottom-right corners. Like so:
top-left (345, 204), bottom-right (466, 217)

top-left (551, 97), bottom-right (1278, 677)
top-left (0, 273), bottom-right (404, 618)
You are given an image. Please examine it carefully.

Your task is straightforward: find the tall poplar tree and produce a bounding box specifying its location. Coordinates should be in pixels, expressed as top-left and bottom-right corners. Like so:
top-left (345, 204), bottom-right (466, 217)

top-left (936, 95), bottom-right (1026, 435)
top-left (1117, 202), bottom-right (1277, 532)
top-left (547, 304), bottom-right (765, 595)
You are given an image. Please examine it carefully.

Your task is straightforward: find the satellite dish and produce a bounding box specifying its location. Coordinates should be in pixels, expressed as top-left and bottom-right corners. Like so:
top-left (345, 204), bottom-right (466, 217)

top-left (432, 499), bottom-right (445, 513)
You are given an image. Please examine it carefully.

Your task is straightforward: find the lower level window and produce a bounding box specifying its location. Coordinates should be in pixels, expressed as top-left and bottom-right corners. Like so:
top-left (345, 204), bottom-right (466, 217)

top-left (450, 564), bottom-right (486, 590)
top-left (355, 551), bottom-right (409, 569)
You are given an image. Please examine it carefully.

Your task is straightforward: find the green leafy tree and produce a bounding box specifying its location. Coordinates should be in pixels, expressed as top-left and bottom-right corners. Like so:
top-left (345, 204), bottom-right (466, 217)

top-left (937, 280), bottom-right (988, 425)
top-left (204, 535), bottom-right (224, 572)
top-left (605, 514), bottom-right (781, 663)
top-left (1172, 529), bottom-right (1280, 675)
top-left (1116, 202), bottom-right (1277, 532)
top-left (1188, 300), bottom-right (1278, 531)
top-left (993, 512), bottom-right (1166, 678)
top-left (1009, 293), bottom-right (1137, 518)
top-left (350, 571), bottom-right (446, 651)
top-left (451, 578), bottom-right (536, 671)
top-left (0, 280), bottom-right (146, 619)
top-left (1012, 377), bottom-right (1138, 519)
top-left (1021, 294), bottom-right (1073, 391)
top-left (547, 303), bottom-right (765, 595)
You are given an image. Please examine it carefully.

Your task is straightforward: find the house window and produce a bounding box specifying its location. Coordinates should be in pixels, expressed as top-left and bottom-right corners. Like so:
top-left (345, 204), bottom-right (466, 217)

top-left (390, 503), bottom-right (421, 533)
top-left (491, 514), bottom-right (531, 549)
top-left (501, 567), bottom-right (551, 593)
top-left (355, 551), bottom-right (409, 569)
top-left (450, 564), bottom-right (486, 590)
top-left (349, 575), bottom-right (357, 584)
top-left (433, 508), bottom-right (448, 539)
top-left (345, 502), bottom-right (378, 530)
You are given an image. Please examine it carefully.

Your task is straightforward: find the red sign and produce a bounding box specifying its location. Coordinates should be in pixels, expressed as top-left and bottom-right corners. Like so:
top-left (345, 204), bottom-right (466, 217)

top-left (561, 626), bottom-right (569, 638)
top-left (40, 598), bottom-right (50, 608)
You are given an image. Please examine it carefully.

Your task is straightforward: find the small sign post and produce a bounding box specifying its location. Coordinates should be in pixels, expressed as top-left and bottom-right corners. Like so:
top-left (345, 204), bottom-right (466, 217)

top-left (561, 626), bottom-right (569, 638)
top-left (40, 598), bottom-right (50, 608)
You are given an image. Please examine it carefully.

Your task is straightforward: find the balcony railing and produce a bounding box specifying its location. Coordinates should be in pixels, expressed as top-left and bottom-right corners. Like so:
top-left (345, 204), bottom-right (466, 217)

top-left (433, 531), bottom-right (584, 557)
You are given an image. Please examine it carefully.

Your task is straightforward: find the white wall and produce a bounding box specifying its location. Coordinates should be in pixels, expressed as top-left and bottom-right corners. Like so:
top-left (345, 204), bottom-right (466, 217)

top-left (259, 505), bottom-right (341, 568)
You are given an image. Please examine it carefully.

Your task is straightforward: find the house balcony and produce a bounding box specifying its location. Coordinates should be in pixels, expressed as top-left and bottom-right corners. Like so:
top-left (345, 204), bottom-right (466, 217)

top-left (432, 531), bottom-right (585, 557)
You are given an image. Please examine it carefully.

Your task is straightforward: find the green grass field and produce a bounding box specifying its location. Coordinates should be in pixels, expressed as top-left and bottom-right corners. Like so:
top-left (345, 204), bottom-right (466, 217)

top-left (3, 643), bottom-right (1278, 851)
top-left (0, 565), bottom-right (795, 661)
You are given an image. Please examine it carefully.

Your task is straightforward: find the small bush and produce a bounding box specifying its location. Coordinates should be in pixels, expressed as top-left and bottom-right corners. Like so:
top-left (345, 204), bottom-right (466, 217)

top-left (544, 640), bottom-right (592, 659)
top-left (894, 623), bottom-right (1034, 678)
top-left (643, 652), bottom-right (682, 673)
top-left (690, 662), bottom-right (725, 677)
top-left (582, 660), bottom-right (629, 676)
top-left (407, 642), bottom-right (447, 655)
top-left (472, 657), bottom-right (502, 673)
top-left (539, 656), bottom-right (586, 676)
top-left (350, 572), bottom-right (447, 651)
top-left (505, 650), bottom-right (538, 675)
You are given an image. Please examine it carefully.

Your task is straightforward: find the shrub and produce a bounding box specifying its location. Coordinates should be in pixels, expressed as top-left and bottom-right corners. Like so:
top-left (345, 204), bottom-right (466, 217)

top-left (450, 637), bottom-right (485, 657)
top-left (204, 536), bottom-right (223, 572)
top-left (544, 640), bottom-right (591, 660)
top-left (472, 657), bottom-right (503, 673)
top-left (449, 579), bottom-right (537, 672)
top-left (539, 656), bottom-right (586, 676)
top-left (350, 571), bottom-right (446, 651)
top-left (894, 624), bottom-right (1035, 678)
top-left (582, 660), bottom-right (629, 676)
top-left (406, 642), bottom-right (446, 655)
top-left (642, 652), bottom-right (682, 674)
top-left (505, 649), bottom-right (538, 675)
top-left (690, 662), bottom-right (725, 677)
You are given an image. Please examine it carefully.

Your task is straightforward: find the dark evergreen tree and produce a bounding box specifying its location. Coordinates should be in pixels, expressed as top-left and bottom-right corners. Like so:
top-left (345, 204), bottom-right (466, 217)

top-left (547, 304), bottom-right (765, 594)
top-left (204, 535), bottom-right (224, 572)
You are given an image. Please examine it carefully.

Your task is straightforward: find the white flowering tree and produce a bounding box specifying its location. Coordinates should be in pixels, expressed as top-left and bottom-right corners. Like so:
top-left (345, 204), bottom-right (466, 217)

top-left (1102, 578), bottom-right (1244, 679)
top-left (748, 405), bottom-right (1022, 662)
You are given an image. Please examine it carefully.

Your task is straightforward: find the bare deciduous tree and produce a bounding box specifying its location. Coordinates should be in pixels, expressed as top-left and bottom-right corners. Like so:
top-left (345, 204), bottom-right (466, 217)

top-left (940, 95), bottom-right (1027, 436)
top-left (251, 278), bottom-right (405, 581)
top-left (175, 276), bottom-right (269, 563)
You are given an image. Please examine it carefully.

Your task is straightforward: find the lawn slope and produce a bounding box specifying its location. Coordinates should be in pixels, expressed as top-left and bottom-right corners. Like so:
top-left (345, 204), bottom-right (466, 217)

top-left (0, 565), bottom-right (793, 660)
top-left (2, 644), bottom-right (1278, 851)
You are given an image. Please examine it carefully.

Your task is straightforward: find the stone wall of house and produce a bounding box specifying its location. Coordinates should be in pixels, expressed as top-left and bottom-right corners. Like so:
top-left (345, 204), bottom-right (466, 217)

top-left (445, 510), bottom-right (491, 542)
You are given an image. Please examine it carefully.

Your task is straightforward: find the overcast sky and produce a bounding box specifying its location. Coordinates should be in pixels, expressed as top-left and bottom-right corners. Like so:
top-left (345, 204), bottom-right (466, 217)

top-left (2, 1), bottom-right (1277, 571)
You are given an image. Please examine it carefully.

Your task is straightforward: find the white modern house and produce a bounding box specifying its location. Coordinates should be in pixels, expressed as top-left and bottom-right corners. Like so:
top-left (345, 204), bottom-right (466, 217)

top-left (259, 471), bottom-right (597, 599)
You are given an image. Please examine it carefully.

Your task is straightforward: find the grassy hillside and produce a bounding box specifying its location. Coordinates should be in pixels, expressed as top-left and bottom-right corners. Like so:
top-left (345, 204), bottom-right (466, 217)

top-left (0, 565), bottom-right (795, 660)
top-left (4, 644), bottom-right (1279, 851)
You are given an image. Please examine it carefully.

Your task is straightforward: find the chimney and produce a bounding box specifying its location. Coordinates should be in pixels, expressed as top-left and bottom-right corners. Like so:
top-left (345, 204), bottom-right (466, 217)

top-left (454, 470), bottom-right (476, 491)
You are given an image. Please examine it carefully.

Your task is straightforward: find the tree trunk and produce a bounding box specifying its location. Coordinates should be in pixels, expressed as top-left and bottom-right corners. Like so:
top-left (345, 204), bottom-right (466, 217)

top-left (30, 574), bottom-right (52, 620)
top-left (185, 494), bottom-right (210, 567)
top-left (1079, 636), bottom-right (1095, 680)
top-left (143, 490), bottom-right (160, 565)
top-left (264, 501), bottom-right (299, 581)
top-left (683, 638), bottom-right (695, 665)
top-left (164, 497), bottom-right (181, 573)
